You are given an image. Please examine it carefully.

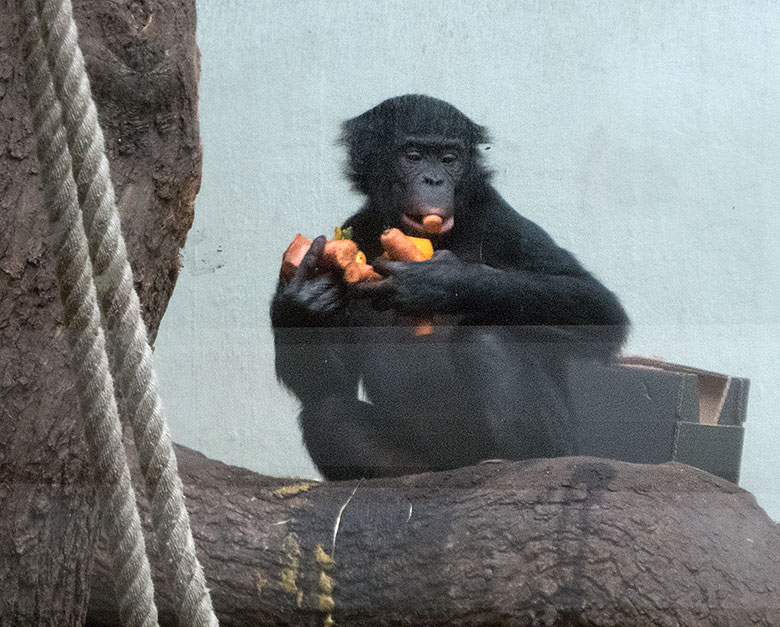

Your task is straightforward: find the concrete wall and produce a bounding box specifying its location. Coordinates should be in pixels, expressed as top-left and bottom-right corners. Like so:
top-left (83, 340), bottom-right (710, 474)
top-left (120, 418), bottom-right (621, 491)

top-left (153, 0), bottom-right (780, 519)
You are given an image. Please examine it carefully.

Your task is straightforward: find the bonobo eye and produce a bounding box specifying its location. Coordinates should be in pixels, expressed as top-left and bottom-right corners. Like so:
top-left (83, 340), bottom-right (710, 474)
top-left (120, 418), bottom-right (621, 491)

top-left (441, 153), bottom-right (458, 165)
top-left (405, 150), bottom-right (423, 162)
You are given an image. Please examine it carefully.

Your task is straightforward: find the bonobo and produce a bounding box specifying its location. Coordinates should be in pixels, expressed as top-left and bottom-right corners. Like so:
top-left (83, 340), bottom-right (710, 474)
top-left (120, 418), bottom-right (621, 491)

top-left (271, 94), bottom-right (629, 480)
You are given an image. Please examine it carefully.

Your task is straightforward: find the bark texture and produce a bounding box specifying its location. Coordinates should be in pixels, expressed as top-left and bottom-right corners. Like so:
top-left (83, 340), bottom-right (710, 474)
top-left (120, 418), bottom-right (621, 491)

top-left (89, 449), bottom-right (780, 627)
top-left (0, 0), bottom-right (200, 624)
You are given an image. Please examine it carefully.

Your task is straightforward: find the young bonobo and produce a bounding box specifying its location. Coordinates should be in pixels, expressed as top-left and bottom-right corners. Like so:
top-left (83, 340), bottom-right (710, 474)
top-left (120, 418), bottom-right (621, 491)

top-left (271, 94), bottom-right (629, 480)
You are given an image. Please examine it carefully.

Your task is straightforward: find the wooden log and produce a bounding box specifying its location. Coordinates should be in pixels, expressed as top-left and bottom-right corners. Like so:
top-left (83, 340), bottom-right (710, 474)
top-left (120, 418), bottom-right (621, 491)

top-left (87, 448), bottom-right (780, 627)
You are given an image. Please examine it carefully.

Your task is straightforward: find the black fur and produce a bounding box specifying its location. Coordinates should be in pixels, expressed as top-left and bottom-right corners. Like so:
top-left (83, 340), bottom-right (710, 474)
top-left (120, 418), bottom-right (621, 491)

top-left (271, 95), bottom-right (629, 480)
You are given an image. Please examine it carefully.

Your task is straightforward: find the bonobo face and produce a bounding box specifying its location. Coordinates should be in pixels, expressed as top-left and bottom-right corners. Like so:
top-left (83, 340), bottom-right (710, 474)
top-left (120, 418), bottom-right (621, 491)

top-left (395, 135), bottom-right (466, 236)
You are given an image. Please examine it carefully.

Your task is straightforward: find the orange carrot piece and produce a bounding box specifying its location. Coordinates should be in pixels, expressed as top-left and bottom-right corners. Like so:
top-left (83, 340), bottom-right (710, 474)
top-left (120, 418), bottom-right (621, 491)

top-left (381, 228), bottom-right (429, 262)
top-left (413, 320), bottom-right (435, 336)
top-left (322, 239), bottom-right (359, 269)
top-left (409, 236), bottom-right (434, 259)
top-left (344, 261), bottom-right (382, 283)
top-left (422, 214), bottom-right (443, 234)
top-left (281, 233), bottom-right (312, 280)
top-left (283, 233), bottom-right (377, 284)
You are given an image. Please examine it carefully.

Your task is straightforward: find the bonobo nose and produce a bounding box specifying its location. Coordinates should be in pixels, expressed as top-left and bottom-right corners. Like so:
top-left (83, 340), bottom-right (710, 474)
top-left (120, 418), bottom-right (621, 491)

top-left (424, 175), bottom-right (444, 186)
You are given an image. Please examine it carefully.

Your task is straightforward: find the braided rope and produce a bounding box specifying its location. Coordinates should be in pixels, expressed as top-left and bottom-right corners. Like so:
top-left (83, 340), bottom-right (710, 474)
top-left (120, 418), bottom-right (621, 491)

top-left (17, 1), bottom-right (159, 625)
top-left (19, 0), bottom-right (219, 624)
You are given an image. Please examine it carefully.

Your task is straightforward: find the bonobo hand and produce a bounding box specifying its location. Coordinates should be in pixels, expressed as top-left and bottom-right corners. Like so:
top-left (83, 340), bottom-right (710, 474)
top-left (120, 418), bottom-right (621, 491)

top-left (272, 236), bottom-right (344, 326)
top-left (369, 250), bottom-right (475, 314)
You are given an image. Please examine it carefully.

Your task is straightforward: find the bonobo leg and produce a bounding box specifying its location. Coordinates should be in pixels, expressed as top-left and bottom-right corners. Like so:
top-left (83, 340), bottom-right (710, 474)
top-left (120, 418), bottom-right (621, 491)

top-left (299, 396), bottom-right (427, 480)
top-left (453, 326), bottom-right (577, 461)
top-left (495, 351), bottom-right (577, 459)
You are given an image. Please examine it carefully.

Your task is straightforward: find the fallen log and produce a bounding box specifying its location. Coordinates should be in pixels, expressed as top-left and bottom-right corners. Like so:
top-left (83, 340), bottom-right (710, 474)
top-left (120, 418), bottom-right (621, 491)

top-left (88, 448), bottom-right (780, 626)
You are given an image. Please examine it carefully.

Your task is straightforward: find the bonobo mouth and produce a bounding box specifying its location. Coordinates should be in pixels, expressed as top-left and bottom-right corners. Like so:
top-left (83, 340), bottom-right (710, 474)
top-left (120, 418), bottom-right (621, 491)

top-left (401, 211), bottom-right (455, 236)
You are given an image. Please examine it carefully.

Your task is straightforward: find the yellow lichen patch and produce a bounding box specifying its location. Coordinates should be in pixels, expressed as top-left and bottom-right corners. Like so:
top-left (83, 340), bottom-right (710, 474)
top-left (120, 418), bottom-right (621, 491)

top-left (315, 544), bottom-right (337, 625)
top-left (280, 533), bottom-right (301, 597)
top-left (315, 544), bottom-right (335, 569)
top-left (318, 590), bottom-right (335, 613)
top-left (255, 571), bottom-right (267, 594)
top-left (274, 480), bottom-right (318, 499)
top-left (319, 571), bottom-right (334, 596)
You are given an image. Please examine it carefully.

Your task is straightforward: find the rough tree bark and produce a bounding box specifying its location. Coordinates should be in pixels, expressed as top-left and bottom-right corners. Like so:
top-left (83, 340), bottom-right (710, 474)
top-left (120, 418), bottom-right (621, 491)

top-left (0, 0), bottom-right (200, 624)
top-left (87, 449), bottom-right (780, 627)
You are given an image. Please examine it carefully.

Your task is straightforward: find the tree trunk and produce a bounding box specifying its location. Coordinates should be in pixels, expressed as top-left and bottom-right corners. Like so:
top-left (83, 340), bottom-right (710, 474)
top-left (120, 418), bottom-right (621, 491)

top-left (0, 0), bottom-right (200, 624)
top-left (87, 448), bottom-right (780, 627)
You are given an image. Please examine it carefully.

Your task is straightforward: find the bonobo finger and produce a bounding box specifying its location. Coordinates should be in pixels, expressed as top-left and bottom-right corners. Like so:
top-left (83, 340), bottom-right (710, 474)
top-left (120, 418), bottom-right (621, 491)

top-left (350, 277), bottom-right (395, 296)
top-left (372, 256), bottom-right (410, 276)
top-left (294, 235), bottom-right (327, 283)
top-left (430, 249), bottom-right (458, 263)
top-left (309, 285), bottom-right (342, 314)
top-left (292, 274), bottom-right (344, 316)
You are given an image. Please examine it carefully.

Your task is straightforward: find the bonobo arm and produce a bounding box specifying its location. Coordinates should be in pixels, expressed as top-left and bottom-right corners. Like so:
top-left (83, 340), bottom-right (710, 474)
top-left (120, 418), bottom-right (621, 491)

top-left (378, 252), bottom-right (626, 324)
top-left (369, 201), bottom-right (629, 348)
top-left (270, 236), bottom-right (359, 404)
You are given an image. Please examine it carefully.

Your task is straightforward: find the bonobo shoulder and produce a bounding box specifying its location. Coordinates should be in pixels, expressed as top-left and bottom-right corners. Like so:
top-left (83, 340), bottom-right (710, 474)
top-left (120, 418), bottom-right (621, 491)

top-left (480, 192), bottom-right (585, 274)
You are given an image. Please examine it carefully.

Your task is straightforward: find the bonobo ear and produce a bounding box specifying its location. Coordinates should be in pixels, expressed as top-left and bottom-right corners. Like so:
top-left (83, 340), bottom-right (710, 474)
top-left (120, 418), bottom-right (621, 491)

top-left (339, 108), bottom-right (386, 195)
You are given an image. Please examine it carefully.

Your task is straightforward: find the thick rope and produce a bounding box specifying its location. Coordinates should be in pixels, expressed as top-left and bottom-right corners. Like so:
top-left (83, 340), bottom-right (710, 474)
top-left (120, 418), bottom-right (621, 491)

top-left (22, 0), bottom-right (220, 625)
top-left (17, 2), bottom-right (159, 626)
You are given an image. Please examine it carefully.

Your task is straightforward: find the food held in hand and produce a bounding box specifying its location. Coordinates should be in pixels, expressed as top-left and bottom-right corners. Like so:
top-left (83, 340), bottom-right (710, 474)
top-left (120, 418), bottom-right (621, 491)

top-left (322, 239), bottom-right (359, 270)
top-left (381, 228), bottom-right (433, 261)
top-left (281, 228), bottom-right (433, 303)
top-left (280, 233), bottom-right (312, 280)
top-left (379, 228), bottom-right (436, 336)
top-left (280, 231), bottom-right (374, 282)
top-left (343, 261), bottom-right (382, 283)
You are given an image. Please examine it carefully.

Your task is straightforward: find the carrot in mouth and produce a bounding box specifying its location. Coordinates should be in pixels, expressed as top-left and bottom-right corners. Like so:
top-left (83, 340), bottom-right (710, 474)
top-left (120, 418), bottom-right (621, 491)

top-left (422, 214), bottom-right (443, 234)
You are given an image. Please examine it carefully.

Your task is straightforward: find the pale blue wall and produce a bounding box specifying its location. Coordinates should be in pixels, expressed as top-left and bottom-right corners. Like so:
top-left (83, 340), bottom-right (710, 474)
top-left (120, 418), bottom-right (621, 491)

top-left (153, 0), bottom-right (780, 519)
